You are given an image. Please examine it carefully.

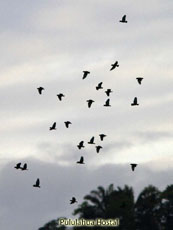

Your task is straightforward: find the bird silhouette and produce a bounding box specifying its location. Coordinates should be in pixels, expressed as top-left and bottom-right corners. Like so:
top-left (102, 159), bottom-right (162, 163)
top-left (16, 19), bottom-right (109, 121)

top-left (110, 61), bottom-right (119, 71)
top-left (21, 163), bottom-right (28, 171)
top-left (37, 87), bottom-right (44, 95)
top-left (96, 82), bottom-right (103, 90)
top-left (105, 89), bottom-right (113, 97)
top-left (50, 122), bottom-right (56, 130)
top-left (77, 141), bottom-right (85, 149)
top-left (77, 156), bottom-right (85, 164)
top-left (70, 197), bottom-right (77, 204)
top-left (136, 77), bottom-right (143, 85)
top-left (88, 136), bottom-right (95, 144)
top-left (119, 15), bottom-right (128, 23)
top-left (64, 121), bottom-right (72, 128)
top-left (57, 93), bottom-right (65, 101)
top-left (33, 178), bottom-right (40, 188)
top-left (131, 97), bottom-right (139, 106)
top-left (130, 163), bottom-right (137, 171)
top-left (104, 99), bottom-right (111, 107)
top-left (87, 99), bottom-right (94, 108)
top-left (14, 163), bottom-right (22, 169)
top-left (99, 134), bottom-right (106, 141)
top-left (82, 71), bottom-right (90, 79)
top-left (96, 145), bottom-right (103, 153)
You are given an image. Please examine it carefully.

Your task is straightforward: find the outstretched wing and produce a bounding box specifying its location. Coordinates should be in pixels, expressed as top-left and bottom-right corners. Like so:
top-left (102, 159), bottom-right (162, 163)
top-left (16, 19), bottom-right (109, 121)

top-left (134, 97), bottom-right (137, 104)
top-left (17, 163), bottom-right (21, 167)
top-left (122, 15), bottom-right (126, 21)
top-left (52, 122), bottom-right (56, 128)
top-left (110, 65), bottom-right (114, 71)
top-left (36, 178), bottom-right (40, 186)
top-left (106, 99), bottom-right (110, 105)
top-left (98, 82), bottom-right (103, 87)
top-left (83, 71), bottom-right (90, 79)
top-left (90, 136), bottom-right (94, 143)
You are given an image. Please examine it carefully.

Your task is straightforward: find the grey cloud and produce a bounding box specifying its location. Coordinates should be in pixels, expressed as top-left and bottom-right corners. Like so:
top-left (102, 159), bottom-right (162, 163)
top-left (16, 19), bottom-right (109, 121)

top-left (0, 158), bottom-right (172, 230)
top-left (136, 131), bottom-right (173, 143)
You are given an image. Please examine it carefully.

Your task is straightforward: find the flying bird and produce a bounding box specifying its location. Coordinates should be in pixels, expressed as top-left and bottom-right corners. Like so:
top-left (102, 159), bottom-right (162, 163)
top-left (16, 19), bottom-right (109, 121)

top-left (105, 89), bottom-right (113, 97)
top-left (64, 121), bottom-right (72, 128)
top-left (96, 145), bottom-right (103, 153)
top-left (14, 163), bottom-right (22, 169)
top-left (99, 134), bottom-right (106, 141)
top-left (33, 178), bottom-right (40, 188)
top-left (37, 87), bottom-right (44, 95)
top-left (77, 141), bottom-right (85, 149)
top-left (88, 136), bottom-right (95, 144)
top-left (104, 99), bottom-right (111, 107)
top-left (130, 163), bottom-right (137, 171)
top-left (87, 99), bottom-right (95, 108)
top-left (57, 93), bottom-right (65, 101)
top-left (110, 61), bottom-right (119, 71)
top-left (136, 77), bottom-right (143, 85)
top-left (96, 82), bottom-right (103, 90)
top-left (131, 97), bottom-right (139, 106)
top-left (82, 71), bottom-right (90, 79)
top-left (119, 15), bottom-right (128, 23)
top-left (76, 156), bottom-right (85, 164)
top-left (50, 122), bottom-right (56, 130)
top-left (21, 163), bottom-right (28, 171)
top-left (70, 197), bottom-right (77, 204)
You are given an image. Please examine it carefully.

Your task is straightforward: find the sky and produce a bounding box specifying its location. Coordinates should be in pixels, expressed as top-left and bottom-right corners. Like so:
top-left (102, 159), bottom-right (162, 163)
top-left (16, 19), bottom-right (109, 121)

top-left (0, 0), bottom-right (172, 229)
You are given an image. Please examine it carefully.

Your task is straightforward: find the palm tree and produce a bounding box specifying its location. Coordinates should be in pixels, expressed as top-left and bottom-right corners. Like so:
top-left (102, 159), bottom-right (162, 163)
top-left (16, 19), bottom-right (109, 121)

top-left (135, 185), bottom-right (162, 230)
top-left (73, 184), bottom-right (135, 229)
top-left (73, 184), bottom-right (114, 219)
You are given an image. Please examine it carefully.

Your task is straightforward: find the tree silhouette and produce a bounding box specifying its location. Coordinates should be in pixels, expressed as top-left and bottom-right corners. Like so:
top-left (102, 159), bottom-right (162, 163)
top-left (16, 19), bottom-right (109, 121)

top-left (135, 185), bottom-right (162, 230)
top-left (161, 185), bottom-right (173, 229)
top-left (73, 184), bottom-right (135, 229)
top-left (39, 184), bottom-right (173, 230)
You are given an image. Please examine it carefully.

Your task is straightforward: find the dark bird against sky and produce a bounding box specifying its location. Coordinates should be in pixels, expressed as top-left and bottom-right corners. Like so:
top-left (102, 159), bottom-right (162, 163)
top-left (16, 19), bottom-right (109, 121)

top-left (33, 178), bottom-right (40, 188)
top-left (99, 134), bottom-right (107, 141)
top-left (130, 163), bottom-right (138, 171)
top-left (88, 136), bottom-right (95, 144)
top-left (105, 89), bottom-right (113, 97)
top-left (119, 15), bottom-right (128, 23)
top-left (49, 122), bottom-right (56, 130)
top-left (131, 97), bottom-right (139, 106)
top-left (96, 82), bottom-right (103, 90)
top-left (77, 141), bottom-right (85, 149)
top-left (104, 98), bottom-right (111, 107)
top-left (82, 71), bottom-right (90, 79)
top-left (21, 163), bottom-right (28, 171)
top-left (96, 145), bottom-right (103, 153)
top-left (76, 156), bottom-right (85, 164)
top-left (64, 121), bottom-right (72, 128)
top-left (57, 93), bottom-right (65, 101)
top-left (70, 197), bottom-right (77, 204)
top-left (14, 163), bottom-right (22, 169)
top-left (37, 87), bottom-right (44, 95)
top-left (87, 99), bottom-right (95, 108)
top-left (136, 77), bottom-right (143, 85)
top-left (110, 61), bottom-right (119, 71)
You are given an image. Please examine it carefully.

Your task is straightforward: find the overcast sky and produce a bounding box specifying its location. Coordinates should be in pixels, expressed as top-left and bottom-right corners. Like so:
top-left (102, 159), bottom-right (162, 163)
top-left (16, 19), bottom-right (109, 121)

top-left (0, 0), bottom-right (172, 229)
